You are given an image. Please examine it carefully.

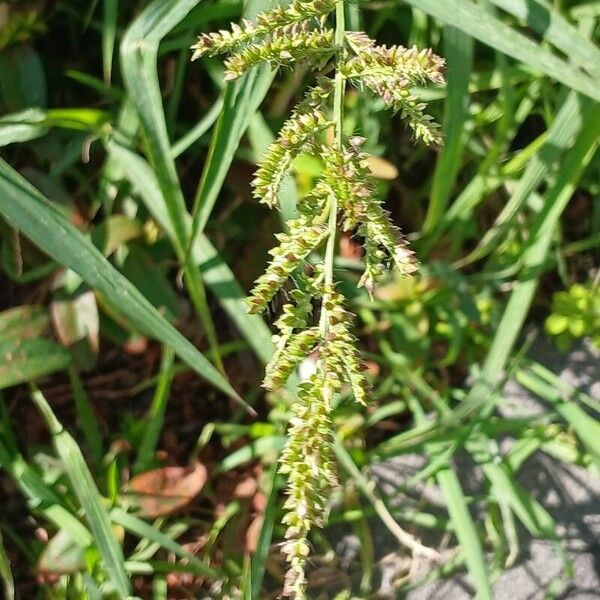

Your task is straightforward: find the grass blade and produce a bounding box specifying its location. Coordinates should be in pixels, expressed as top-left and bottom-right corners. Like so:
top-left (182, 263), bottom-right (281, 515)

top-left (102, 0), bottom-right (118, 83)
top-left (187, 0), bottom-right (276, 247)
top-left (489, 0), bottom-right (600, 80)
top-left (68, 366), bottom-right (103, 465)
top-left (408, 394), bottom-right (493, 599)
top-left (0, 157), bottom-right (240, 401)
top-left (437, 468), bottom-right (493, 600)
top-left (403, 0), bottom-right (600, 101)
top-left (0, 108), bottom-right (48, 146)
top-left (120, 0), bottom-right (199, 254)
top-left (188, 67), bottom-right (274, 243)
top-left (0, 430), bottom-right (95, 549)
top-left (422, 26), bottom-right (473, 232)
top-left (110, 507), bottom-right (220, 578)
top-left (446, 98), bottom-right (600, 427)
top-left (516, 366), bottom-right (600, 465)
top-left (248, 463), bottom-right (278, 599)
top-left (120, 0), bottom-right (232, 375)
top-left (134, 346), bottom-right (175, 473)
top-left (456, 91), bottom-right (585, 266)
top-left (0, 337), bottom-right (71, 390)
top-left (0, 530), bottom-right (14, 600)
top-left (30, 386), bottom-right (130, 597)
top-left (106, 141), bottom-right (274, 363)
top-left (171, 97), bottom-right (224, 158)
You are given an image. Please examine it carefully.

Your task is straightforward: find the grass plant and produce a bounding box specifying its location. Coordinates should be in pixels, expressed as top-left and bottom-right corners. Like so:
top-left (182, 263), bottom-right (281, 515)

top-left (0, 0), bottom-right (598, 598)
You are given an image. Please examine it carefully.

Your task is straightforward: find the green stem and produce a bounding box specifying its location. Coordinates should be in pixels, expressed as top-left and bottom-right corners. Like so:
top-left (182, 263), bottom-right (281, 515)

top-left (320, 0), bottom-right (346, 334)
top-left (183, 265), bottom-right (226, 375)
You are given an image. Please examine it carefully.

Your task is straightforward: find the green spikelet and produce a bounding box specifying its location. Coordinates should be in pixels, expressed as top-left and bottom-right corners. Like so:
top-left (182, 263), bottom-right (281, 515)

top-left (264, 326), bottom-right (319, 390)
top-left (343, 31), bottom-right (445, 144)
top-left (320, 285), bottom-right (369, 405)
top-left (279, 371), bottom-right (337, 599)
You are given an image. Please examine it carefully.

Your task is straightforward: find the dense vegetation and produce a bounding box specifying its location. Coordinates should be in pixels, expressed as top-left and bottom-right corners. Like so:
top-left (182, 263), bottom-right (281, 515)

top-left (0, 0), bottom-right (599, 598)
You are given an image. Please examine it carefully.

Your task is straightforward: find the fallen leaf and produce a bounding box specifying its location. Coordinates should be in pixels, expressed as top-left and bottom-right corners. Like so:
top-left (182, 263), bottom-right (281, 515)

top-left (122, 462), bottom-right (208, 518)
top-left (339, 232), bottom-right (363, 260)
top-left (50, 269), bottom-right (99, 371)
top-left (366, 155), bottom-right (399, 180)
top-left (233, 473), bottom-right (257, 499)
top-left (0, 305), bottom-right (49, 342)
top-left (245, 514), bottom-right (264, 553)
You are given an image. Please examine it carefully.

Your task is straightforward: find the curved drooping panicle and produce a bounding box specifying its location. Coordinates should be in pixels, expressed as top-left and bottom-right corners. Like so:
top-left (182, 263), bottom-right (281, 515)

top-left (317, 140), bottom-right (418, 291)
top-left (343, 31), bottom-right (445, 144)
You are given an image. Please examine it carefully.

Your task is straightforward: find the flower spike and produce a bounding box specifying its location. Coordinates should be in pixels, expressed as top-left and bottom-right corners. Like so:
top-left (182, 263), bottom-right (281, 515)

top-left (191, 3), bottom-right (443, 596)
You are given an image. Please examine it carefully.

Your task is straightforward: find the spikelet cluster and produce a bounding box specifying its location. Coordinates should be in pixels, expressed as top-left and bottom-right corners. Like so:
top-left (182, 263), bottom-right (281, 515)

top-left (278, 371), bottom-right (337, 597)
top-left (318, 138), bottom-right (418, 292)
top-left (272, 285), bottom-right (367, 597)
top-left (191, 4), bottom-right (444, 598)
top-left (223, 25), bottom-right (334, 80)
top-left (192, 0), bottom-right (335, 58)
top-left (192, 0), bottom-right (336, 80)
top-left (252, 83), bottom-right (333, 208)
top-left (246, 218), bottom-right (328, 315)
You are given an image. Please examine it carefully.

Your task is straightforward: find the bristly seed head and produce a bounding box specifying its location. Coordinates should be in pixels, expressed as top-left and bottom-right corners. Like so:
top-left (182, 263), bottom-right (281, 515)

top-left (191, 5), bottom-right (444, 598)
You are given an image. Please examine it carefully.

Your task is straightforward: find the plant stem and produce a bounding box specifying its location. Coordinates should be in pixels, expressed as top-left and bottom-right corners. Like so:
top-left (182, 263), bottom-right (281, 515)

top-left (321, 0), bottom-right (346, 334)
top-left (183, 265), bottom-right (226, 375)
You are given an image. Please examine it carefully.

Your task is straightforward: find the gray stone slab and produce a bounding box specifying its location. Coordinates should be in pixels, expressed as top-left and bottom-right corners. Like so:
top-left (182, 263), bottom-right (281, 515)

top-left (332, 338), bottom-right (600, 599)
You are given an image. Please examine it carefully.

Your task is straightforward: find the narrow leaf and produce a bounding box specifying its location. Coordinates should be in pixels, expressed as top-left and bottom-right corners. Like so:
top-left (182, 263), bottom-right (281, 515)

top-left (403, 0), bottom-right (600, 101)
top-left (423, 26), bottom-right (473, 232)
top-left (30, 387), bottom-right (130, 597)
top-left (0, 158), bottom-right (240, 400)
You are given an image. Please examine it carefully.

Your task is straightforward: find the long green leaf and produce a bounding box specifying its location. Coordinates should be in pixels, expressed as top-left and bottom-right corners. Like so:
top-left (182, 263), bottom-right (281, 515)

top-left (0, 158), bottom-right (240, 400)
top-left (120, 0), bottom-right (200, 254)
top-left (0, 108), bottom-right (48, 146)
top-left (102, 0), bottom-right (119, 83)
top-left (444, 98), bottom-right (600, 429)
top-left (436, 468), bottom-right (493, 599)
top-left (489, 0), bottom-right (600, 80)
top-left (120, 0), bottom-right (232, 374)
top-left (30, 387), bottom-right (130, 597)
top-left (106, 141), bottom-right (274, 363)
top-left (516, 366), bottom-right (600, 465)
top-left (0, 337), bottom-right (71, 390)
top-left (423, 26), bottom-right (473, 232)
top-left (187, 0), bottom-right (276, 248)
top-left (402, 0), bottom-right (600, 101)
top-left (188, 68), bottom-right (274, 243)
top-left (134, 346), bottom-right (175, 473)
top-left (457, 91), bottom-right (585, 265)
top-left (408, 394), bottom-right (493, 599)
top-left (248, 463), bottom-right (278, 599)
top-left (110, 508), bottom-right (220, 578)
